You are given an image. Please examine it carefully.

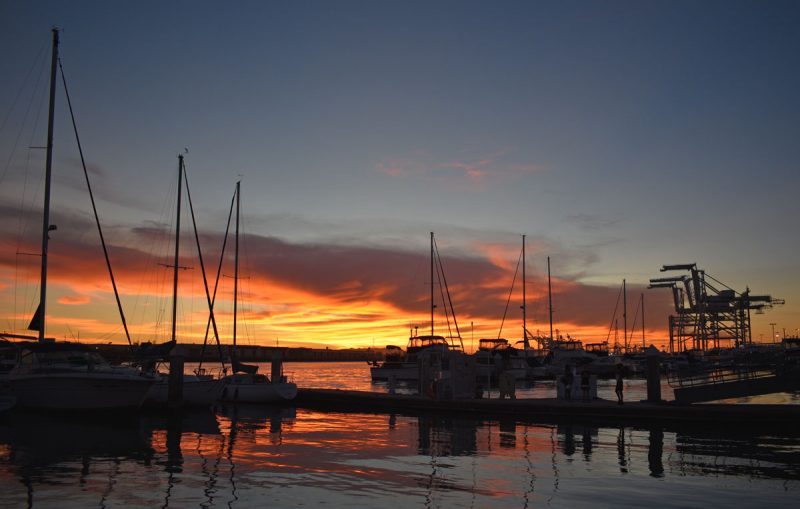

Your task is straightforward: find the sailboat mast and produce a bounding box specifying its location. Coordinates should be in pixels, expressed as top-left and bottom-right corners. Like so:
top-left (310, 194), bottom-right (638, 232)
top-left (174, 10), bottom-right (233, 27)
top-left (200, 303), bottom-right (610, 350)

top-left (547, 256), bottom-right (553, 344)
top-left (641, 293), bottom-right (645, 349)
top-left (171, 155), bottom-right (183, 343)
top-left (623, 278), bottom-right (627, 351)
top-left (522, 235), bottom-right (528, 349)
top-left (37, 28), bottom-right (60, 342)
top-left (233, 181), bottom-right (240, 347)
top-left (430, 231), bottom-right (434, 337)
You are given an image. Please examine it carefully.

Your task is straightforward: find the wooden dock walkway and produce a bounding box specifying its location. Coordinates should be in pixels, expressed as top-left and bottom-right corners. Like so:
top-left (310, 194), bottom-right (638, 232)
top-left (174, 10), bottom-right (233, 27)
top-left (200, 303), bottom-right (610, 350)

top-left (296, 388), bottom-right (800, 427)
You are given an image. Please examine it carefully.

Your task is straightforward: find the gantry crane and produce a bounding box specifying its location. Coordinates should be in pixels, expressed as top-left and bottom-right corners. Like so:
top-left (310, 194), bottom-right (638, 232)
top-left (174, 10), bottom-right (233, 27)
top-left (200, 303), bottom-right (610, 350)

top-left (648, 264), bottom-right (783, 353)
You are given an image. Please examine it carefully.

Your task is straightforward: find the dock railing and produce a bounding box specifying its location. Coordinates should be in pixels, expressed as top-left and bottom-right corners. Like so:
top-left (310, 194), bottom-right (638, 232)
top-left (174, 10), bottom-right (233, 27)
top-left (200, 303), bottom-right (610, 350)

top-left (666, 349), bottom-right (788, 388)
top-left (667, 365), bottom-right (776, 388)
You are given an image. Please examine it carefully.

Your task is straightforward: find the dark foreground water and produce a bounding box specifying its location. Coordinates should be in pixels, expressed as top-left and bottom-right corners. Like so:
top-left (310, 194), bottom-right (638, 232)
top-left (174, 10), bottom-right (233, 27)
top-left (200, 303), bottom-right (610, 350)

top-left (1, 362), bottom-right (798, 508)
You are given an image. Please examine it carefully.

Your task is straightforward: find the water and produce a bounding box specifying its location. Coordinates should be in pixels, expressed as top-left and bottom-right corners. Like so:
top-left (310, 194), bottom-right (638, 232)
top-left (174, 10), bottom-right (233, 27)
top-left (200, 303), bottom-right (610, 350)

top-left (1, 362), bottom-right (798, 508)
top-left (284, 361), bottom-right (800, 404)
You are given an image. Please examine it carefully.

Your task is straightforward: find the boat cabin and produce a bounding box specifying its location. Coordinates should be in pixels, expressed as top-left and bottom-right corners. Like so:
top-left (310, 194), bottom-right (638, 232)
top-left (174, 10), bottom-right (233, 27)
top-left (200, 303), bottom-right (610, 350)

top-left (478, 338), bottom-right (511, 351)
top-left (407, 335), bottom-right (456, 353)
top-left (12, 342), bottom-right (110, 374)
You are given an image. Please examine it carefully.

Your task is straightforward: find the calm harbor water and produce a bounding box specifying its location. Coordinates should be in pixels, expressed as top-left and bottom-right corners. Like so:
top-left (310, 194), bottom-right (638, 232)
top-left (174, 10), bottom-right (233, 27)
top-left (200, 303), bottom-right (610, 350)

top-left (1, 362), bottom-right (798, 508)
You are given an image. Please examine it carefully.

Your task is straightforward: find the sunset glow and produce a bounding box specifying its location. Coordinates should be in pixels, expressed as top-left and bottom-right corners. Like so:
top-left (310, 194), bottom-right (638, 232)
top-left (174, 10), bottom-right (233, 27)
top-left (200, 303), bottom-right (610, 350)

top-left (1, 1), bottom-right (796, 351)
top-left (1, 205), bottom-right (673, 350)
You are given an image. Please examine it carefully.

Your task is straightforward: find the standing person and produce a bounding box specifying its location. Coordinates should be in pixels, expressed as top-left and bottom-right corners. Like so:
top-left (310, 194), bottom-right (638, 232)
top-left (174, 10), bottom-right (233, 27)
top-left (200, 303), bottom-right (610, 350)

top-left (563, 364), bottom-right (574, 400)
top-left (615, 363), bottom-right (625, 405)
top-left (581, 368), bottom-right (591, 402)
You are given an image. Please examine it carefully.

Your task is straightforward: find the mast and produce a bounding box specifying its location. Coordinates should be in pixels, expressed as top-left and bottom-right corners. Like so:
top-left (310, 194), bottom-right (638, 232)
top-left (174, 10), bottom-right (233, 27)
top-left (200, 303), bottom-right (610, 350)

top-left (36, 28), bottom-right (60, 342)
top-left (623, 278), bottom-right (627, 351)
top-left (233, 181), bottom-right (240, 347)
top-left (547, 256), bottom-right (553, 344)
top-left (430, 231), bottom-right (434, 337)
top-left (171, 155), bottom-right (183, 343)
top-left (641, 293), bottom-right (646, 349)
top-left (522, 235), bottom-right (528, 349)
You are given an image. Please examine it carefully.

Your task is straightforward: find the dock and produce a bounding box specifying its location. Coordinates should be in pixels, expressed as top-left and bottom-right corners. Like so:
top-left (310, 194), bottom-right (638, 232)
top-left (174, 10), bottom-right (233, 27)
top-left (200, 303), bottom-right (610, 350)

top-left (295, 388), bottom-right (800, 427)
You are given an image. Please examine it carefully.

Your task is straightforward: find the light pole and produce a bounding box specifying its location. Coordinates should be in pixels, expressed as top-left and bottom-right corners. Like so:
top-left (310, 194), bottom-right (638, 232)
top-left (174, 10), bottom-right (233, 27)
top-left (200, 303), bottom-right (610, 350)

top-left (769, 323), bottom-right (776, 344)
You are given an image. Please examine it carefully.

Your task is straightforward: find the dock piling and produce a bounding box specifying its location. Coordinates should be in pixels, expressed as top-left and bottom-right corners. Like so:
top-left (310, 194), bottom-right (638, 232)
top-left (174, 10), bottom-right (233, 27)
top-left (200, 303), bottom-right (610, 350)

top-left (646, 345), bottom-right (662, 403)
top-left (271, 350), bottom-right (283, 383)
top-left (168, 346), bottom-right (185, 407)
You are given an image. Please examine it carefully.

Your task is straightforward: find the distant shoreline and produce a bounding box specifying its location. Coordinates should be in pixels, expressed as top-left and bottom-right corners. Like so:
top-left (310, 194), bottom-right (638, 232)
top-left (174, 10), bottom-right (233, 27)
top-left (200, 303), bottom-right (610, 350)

top-left (94, 342), bottom-right (383, 364)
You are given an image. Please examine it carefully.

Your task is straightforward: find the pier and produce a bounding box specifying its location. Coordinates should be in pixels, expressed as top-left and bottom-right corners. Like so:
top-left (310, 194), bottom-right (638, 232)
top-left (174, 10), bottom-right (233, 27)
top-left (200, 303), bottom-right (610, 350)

top-left (295, 388), bottom-right (800, 427)
top-left (671, 367), bottom-right (800, 404)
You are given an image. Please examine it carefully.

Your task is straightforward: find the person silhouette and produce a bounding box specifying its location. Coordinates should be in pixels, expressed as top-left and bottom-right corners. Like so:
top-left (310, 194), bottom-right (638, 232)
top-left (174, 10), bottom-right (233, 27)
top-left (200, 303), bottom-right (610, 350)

top-left (581, 368), bottom-right (591, 402)
top-left (563, 364), bottom-right (574, 400)
top-left (615, 363), bottom-right (625, 405)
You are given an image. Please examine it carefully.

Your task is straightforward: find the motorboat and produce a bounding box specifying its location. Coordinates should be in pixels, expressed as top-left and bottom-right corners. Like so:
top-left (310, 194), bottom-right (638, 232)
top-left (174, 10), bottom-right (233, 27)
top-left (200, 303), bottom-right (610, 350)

top-left (7, 342), bottom-right (155, 410)
top-left (371, 232), bottom-right (465, 384)
top-left (474, 338), bottom-right (529, 381)
top-left (370, 334), bottom-right (457, 382)
top-left (542, 339), bottom-right (598, 377)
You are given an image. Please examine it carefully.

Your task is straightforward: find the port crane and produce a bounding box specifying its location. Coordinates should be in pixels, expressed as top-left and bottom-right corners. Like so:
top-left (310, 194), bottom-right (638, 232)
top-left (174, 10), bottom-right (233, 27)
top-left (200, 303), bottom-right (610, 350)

top-left (648, 263), bottom-right (783, 353)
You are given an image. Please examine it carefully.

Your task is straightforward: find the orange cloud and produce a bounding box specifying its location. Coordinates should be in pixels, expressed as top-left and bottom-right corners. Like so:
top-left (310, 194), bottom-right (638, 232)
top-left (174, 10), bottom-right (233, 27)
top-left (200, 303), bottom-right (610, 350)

top-left (0, 203), bottom-right (673, 349)
top-left (58, 295), bottom-right (90, 305)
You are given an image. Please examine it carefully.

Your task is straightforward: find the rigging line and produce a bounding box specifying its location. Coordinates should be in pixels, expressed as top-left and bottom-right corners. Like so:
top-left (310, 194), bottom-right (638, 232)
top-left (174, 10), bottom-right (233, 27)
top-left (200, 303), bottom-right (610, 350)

top-left (433, 241), bottom-right (453, 343)
top-left (0, 44), bottom-right (49, 187)
top-left (199, 184), bottom-right (236, 371)
top-left (627, 294), bottom-right (641, 346)
top-left (59, 58), bottom-right (132, 349)
top-left (434, 250), bottom-right (454, 343)
top-left (0, 41), bottom-right (47, 135)
top-left (137, 171), bottom-right (179, 341)
top-left (149, 175), bottom-right (181, 340)
top-left (183, 162), bottom-right (226, 372)
top-left (433, 236), bottom-right (463, 349)
top-left (605, 284), bottom-right (624, 345)
top-left (16, 60), bottom-right (50, 251)
top-left (497, 248), bottom-right (522, 341)
top-left (238, 191), bottom-right (252, 345)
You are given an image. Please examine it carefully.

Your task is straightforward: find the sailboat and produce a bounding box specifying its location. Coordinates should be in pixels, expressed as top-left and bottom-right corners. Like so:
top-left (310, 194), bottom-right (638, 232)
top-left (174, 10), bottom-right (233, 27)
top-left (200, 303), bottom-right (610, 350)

top-left (142, 155), bottom-right (225, 407)
top-left (219, 181), bottom-right (297, 403)
top-left (6, 29), bottom-right (156, 410)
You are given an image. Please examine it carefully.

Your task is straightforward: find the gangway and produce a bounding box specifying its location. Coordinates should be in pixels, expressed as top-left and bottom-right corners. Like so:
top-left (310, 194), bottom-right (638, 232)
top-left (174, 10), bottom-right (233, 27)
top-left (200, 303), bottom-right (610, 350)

top-left (669, 356), bottom-right (800, 404)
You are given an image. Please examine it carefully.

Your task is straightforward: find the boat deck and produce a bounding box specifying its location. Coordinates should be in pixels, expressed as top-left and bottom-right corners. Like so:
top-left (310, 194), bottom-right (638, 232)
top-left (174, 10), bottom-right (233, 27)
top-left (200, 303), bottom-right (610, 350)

top-left (295, 388), bottom-right (800, 427)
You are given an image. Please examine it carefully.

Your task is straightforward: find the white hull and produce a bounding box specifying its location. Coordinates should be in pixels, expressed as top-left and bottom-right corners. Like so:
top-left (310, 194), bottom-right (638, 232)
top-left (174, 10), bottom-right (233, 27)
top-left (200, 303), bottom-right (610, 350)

top-left (370, 364), bottom-right (418, 381)
top-left (220, 380), bottom-right (297, 403)
top-left (476, 365), bottom-right (528, 381)
top-left (8, 373), bottom-right (154, 410)
top-left (144, 376), bottom-right (225, 407)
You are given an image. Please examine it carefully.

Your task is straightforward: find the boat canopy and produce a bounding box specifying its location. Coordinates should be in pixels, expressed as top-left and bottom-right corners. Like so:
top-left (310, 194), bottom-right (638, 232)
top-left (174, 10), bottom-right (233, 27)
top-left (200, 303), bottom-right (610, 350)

top-left (478, 338), bottom-right (510, 350)
top-left (407, 335), bottom-right (451, 351)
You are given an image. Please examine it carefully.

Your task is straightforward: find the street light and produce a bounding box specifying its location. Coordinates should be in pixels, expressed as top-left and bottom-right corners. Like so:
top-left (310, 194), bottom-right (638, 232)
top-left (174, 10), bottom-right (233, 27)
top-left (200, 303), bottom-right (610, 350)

top-left (769, 323), bottom-right (776, 344)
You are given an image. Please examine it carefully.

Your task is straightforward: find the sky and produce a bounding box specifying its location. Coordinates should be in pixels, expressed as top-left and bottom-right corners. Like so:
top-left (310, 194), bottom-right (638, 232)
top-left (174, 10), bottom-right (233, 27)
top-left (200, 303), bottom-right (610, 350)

top-left (1, 0), bottom-right (798, 351)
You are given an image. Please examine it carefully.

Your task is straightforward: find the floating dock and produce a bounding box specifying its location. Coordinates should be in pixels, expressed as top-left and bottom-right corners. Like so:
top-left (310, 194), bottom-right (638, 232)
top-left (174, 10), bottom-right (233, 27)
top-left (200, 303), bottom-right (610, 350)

top-left (295, 388), bottom-right (800, 427)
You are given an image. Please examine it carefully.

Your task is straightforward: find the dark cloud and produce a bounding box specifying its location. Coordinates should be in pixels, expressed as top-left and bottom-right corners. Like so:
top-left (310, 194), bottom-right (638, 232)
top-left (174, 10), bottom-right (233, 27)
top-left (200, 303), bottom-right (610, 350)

top-left (566, 213), bottom-right (621, 231)
top-left (0, 202), bottom-right (674, 334)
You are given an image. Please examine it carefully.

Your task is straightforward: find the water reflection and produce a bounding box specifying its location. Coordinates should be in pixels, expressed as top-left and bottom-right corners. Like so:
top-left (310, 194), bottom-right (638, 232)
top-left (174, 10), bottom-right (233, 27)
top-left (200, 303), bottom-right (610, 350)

top-left (0, 408), bottom-right (798, 507)
top-left (417, 415), bottom-right (478, 456)
top-left (0, 412), bottom-right (153, 508)
top-left (672, 427), bottom-right (800, 481)
top-left (649, 428), bottom-right (664, 477)
top-left (555, 423), bottom-right (598, 459)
